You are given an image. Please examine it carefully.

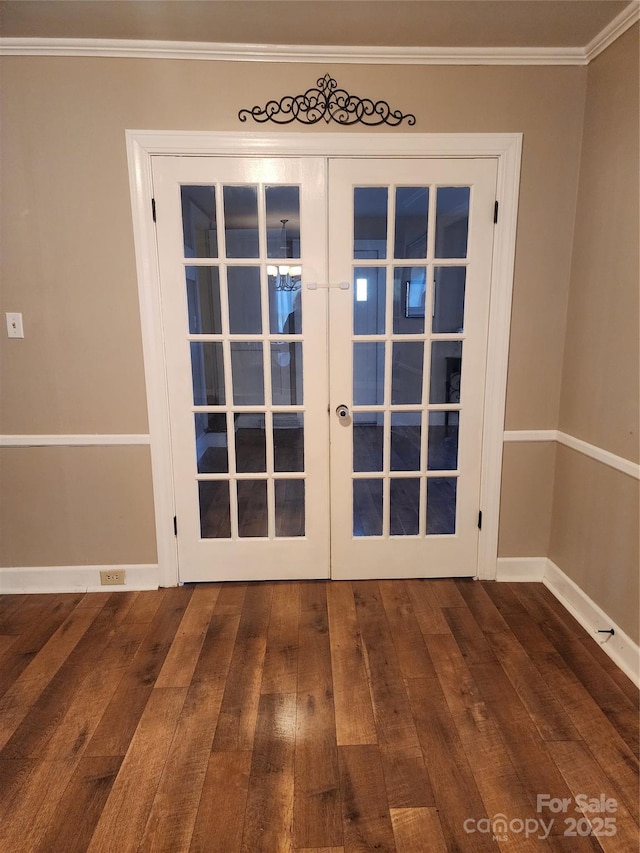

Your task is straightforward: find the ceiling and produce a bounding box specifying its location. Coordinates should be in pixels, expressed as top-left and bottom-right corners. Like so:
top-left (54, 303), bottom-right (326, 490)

top-left (0, 1), bottom-right (633, 48)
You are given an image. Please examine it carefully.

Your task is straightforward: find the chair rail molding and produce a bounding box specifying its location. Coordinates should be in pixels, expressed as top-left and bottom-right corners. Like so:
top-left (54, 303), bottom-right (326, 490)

top-left (503, 429), bottom-right (640, 480)
top-left (0, 434), bottom-right (151, 447)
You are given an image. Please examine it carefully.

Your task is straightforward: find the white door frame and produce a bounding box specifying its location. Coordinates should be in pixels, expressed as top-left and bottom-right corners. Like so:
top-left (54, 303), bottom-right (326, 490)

top-left (126, 130), bottom-right (522, 587)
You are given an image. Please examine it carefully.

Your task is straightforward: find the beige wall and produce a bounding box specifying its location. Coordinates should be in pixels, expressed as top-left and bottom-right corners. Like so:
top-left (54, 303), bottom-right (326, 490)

top-left (550, 446), bottom-right (639, 643)
top-left (498, 442), bottom-right (557, 558)
top-left (559, 27), bottom-right (639, 463)
top-left (0, 446), bottom-right (157, 566)
top-left (0, 59), bottom-right (587, 567)
top-left (550, 26), bottom-right (640, 643)
top-left (0, 60), bottom-right (586, 435)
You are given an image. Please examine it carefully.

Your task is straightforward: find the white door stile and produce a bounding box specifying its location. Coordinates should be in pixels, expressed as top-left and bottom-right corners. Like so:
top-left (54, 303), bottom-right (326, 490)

top-left (126, 131), bottom-right (522, 586)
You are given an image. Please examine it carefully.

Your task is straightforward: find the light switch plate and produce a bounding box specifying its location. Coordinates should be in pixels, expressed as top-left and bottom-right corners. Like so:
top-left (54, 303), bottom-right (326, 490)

top-left (6, 313), bottom-right (24, 338)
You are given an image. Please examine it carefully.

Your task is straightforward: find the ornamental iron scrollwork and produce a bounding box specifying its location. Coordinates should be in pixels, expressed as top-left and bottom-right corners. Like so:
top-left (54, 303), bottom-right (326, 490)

top-left (238, 73), bottom-right (416, 127)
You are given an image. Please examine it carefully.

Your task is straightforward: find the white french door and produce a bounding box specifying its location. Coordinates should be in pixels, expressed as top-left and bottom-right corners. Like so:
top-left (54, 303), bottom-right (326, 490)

top-left (152, 154), bottom-right (497, 582)
top-left (153, 157), bottom-right (330, 581)
top-left (328, 158), bottom-right (497, 578)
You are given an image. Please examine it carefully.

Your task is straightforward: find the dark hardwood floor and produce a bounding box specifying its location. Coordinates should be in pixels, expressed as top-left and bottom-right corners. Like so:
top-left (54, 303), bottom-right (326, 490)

top-left (0, 580), bottom-right (637, 852)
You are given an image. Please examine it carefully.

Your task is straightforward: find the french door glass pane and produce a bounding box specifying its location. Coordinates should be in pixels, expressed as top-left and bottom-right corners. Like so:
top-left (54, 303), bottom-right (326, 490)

top-left (393, 267), bottom-right (426, 334)
top-left (234, 413), bottom-right (266, 473)
top-left (271, 342), bottom-right (303, 405)
top-left (237, 480), bottom-right (268, 537)
top-left (227, 267), bottom-right (262, 334)
top-left (275, 480), bottom-right (305, 537)
top-left (426, 477), bottom-right (457, 535)
top-left (353, 479), bottom-right (383, 536)
top-left (433, 267), bottom-right (466, 333)
top-left (186, 267), bottom-right (222, 334)
top-left (394, 187), bottom-right (428, 259)
top-left (223, 185), bottom-right (259, 258)
top-left (429, 341), bottom-right (462, 405)
top-left (353, 343), bottom-right (385, 405)
top-left (181, 186), bottom-right (217, 258)
top-left (268, 276), bottom-right (302, 334)
top-left (273, 413), bottom-right (304, 472)
top-left (266, 187), bottom-right (301, 258)
top-left (390, 412), bottom-right (421, 471)
top-left (391, 341), bottom-right (424, 404)
top-left (390, 478), bottom-right (420, 535)
top-left (191, 342), bottom-right (225, 405)
top-left (354, 267), bottom-right (386, 335)
top-left (354, 187), bottom-right (388, 259)
top-left (199, 481), bottom-right (231, 538)
top-left (195, 413), bottom-right (228, 473)
top-left (435, 187), bottom-right (470, 259)
top-left (353, 412), bottom-right (384, 472)
top-left (230, 342), bottom-right (265, 405)
top-left (428, 412), bottom-right (459, 471)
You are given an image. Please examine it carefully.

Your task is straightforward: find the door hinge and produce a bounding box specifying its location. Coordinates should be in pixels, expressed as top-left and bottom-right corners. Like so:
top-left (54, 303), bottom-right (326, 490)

top-left (173, 515), bottom-right (177, 536)
top-left (493, 200), bottom-right (499, 224)
top-left (478, 510), bottom-right (483, 530)
top-left (152, 198), bottom-right (157, 222)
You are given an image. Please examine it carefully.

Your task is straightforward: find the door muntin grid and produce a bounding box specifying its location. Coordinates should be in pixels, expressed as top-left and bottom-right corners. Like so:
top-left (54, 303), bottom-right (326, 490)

top-left (351, 183), bottom-right (470, 538)
top-left (181, 183), bottom-right (306, 541)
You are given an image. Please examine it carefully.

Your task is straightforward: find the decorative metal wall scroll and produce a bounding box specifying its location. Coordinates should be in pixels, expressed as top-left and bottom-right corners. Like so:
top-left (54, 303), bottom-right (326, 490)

top-left (238, 73), bottom-right (416, 127)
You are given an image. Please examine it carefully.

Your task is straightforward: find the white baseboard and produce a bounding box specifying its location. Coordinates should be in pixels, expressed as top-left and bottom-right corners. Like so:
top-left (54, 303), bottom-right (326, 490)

top-left (543, 560), bottom-right (639, 688)
top-left (497, 557), bottom-right (640, 688)
top-left (0, 564), bottom-right (159, 594)
top-left (496, 557), bottom-right (547, 582)
top-left (1, 558), bottom-right (636, 686)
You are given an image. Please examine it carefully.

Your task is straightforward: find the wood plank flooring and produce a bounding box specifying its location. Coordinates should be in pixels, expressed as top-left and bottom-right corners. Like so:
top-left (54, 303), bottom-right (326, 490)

top-left (0, 580), bottom-right (637, 852)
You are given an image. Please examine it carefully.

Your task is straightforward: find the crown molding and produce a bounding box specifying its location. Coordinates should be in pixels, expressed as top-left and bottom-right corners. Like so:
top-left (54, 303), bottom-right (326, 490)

top-left (1, 3), bottom-right (636, 65)
top-left (0, 37), bottom-right (591, 66)
top-left (585, 1), bottom-right (640, 63)
top-left (0, 0), bottom-right (640, 65)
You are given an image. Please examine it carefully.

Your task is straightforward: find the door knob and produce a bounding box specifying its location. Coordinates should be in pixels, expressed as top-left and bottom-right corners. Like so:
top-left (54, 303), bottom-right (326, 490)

top-left (336, 404), bottom-right (350, 420)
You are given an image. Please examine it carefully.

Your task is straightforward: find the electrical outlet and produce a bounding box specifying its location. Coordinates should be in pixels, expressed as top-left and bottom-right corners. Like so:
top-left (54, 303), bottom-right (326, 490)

top-left (100, 569), bottom-right (126, 586)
